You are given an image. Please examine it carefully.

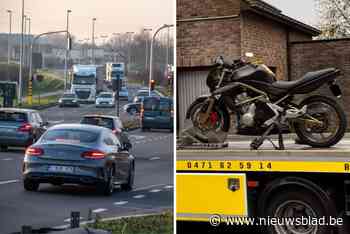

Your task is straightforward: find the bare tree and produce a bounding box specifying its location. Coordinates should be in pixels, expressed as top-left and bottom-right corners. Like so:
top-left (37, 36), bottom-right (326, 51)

top-left (317, 0), bottom-right (350, 38)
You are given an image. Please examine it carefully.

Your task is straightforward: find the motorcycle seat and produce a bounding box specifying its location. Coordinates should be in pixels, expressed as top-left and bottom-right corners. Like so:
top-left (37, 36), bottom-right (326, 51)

top-left (272, 68), bottom-right (337, 90)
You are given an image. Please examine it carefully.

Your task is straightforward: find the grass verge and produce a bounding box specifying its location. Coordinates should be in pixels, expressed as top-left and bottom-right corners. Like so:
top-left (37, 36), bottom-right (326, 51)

top-left (32, 70), bottom-right (64, 96)
top-left (87, 212), bottom-right (173, 234)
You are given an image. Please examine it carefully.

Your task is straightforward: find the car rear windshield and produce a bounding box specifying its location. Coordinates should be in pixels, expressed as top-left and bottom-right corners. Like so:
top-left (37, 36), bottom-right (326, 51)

top-left (63, 94), bottom-right (75, 98)
top-left (99, 94), bottom-right (112, 98)
top-left (0, 111), bottom-right (27, 122)
top-left (143, 98), bottom-right (171, 111)
top-left (42, 129), bottom-right (99, 144)
top-left (81, 117), bottom-right (114, 130)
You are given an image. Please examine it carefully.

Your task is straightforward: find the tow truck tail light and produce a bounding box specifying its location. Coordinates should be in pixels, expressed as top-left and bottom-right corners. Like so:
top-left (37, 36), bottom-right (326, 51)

top-left (81, 150), bottom-right (106, 159)
top-left (25, 147), bottom-right (44, 156)
top-left (18, 123), bottom-right (32, 132)
top-left (247, 181), bottom-right (259, 188)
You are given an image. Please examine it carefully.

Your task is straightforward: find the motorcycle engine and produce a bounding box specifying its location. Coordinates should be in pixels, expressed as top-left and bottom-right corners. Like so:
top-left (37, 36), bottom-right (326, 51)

top-left (236, 93), bottom-right (275, 128)
top-left (236, 93), bottom-right (256, 127)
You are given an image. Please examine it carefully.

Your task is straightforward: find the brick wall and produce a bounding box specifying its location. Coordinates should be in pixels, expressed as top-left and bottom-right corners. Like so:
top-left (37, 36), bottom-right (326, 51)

top-left (177, 19), bottom-right (241, 67)
top-left (290, 39), bottom-right (350, 128)
top-left (241, 11), bottom-right (288, 80)
top-left (289, 30), bottom-right (312, 42)
top-left (177, 0), bottom-right (240, 19)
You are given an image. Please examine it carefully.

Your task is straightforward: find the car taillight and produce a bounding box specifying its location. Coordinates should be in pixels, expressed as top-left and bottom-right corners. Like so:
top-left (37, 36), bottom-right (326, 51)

top-left (18, 123), bottom-right (32, 132)
top-left (81, 150), bottom-right (106, 159)
top-left (25, 147), bottom-right (44, 156)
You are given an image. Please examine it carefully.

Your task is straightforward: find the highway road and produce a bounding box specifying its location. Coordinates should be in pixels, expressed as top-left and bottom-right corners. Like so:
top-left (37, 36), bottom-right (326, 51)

top-left (0, 89), bottom-right (173, 233)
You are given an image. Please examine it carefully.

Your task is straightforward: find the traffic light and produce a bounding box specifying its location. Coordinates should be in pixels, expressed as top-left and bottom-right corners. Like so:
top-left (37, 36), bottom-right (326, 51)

top-left (112, 78), bottom-right (122, 91)
top-left (150, 79), bottom-right (155, 91)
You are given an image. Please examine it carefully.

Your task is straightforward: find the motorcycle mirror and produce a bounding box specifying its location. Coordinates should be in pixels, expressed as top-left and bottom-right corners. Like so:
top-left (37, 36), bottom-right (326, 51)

top-left (214, 56), bottom-right (224, 65)
top-left (245, 52), bottom-right (254, 58)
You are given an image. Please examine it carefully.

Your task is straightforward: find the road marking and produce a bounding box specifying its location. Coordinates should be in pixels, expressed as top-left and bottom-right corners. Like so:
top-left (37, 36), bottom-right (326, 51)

top-left (164, 185), bottom-right (173, 189)
top-left (50, 120), bottom-right (64, 124)
top-left (0, 179), bottom-right (19, 185)
top-left (114, 201), bottom-right (129, 206)
top-left (1, 158), bottom-right (13, 161)
top-left (64, 217), bottom-right (85, 223)
top-left (149, 157), bottom-right (160, 161)
top-left (92, 208), bottom-right (108, 213)
top-left (130, 135), bottom-right (146, 140)
top-left (149, 189), bottom-right (161, 193)
top-left (133, 194), bottom-right (145, 199)
top-left (132, 183), bottom-right (168, 192)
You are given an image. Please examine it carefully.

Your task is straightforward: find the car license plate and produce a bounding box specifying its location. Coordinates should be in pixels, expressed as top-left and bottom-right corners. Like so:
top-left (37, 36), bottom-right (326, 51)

top-left (48, 165), bottom-right (74, 173)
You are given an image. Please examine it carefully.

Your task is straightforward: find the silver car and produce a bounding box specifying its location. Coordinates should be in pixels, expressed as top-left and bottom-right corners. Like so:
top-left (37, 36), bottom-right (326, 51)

top-left (95, 92), bottom-right (115, 108)
top-left (22, 124), bottom-right (135, 196)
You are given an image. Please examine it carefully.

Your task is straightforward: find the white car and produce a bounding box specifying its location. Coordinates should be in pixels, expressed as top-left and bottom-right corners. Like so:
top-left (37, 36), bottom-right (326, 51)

top-left (95, 92), bottom-right (115, 108)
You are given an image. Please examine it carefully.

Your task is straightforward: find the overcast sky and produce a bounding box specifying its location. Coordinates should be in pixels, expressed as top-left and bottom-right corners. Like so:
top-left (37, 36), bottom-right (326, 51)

top-left (264, 0), bottom-right (319, 26)
top-left (0, 0), bottom-right (173, 40)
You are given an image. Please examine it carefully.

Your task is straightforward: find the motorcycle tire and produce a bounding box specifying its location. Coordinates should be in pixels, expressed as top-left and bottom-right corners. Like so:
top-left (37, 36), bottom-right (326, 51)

top-left (294, 95), bottom-right (347, 148)
top-left (189, 102), bottom-right (230, 143)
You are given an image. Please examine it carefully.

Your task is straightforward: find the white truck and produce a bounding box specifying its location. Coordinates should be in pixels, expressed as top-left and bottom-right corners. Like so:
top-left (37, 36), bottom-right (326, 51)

top-left (106, 62), bottom-right (129, 100)
top-left (71, 65), bottom-right (98, 103)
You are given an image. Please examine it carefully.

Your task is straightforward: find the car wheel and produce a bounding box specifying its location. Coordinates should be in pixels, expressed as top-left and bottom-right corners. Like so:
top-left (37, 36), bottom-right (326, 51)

top-left (0, 145), bottom-right (8, 152)
top-left (121, 163), bottom-right (134, 191)
top-left (23, 179), bottom-right (39, 191)
top-left (98, 169), bottom-right (114, 196)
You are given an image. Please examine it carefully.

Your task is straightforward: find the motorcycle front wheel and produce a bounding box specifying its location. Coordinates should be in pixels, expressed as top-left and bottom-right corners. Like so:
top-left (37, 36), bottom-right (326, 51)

top-left (190, 102), bottom-right (230, 143)
top-left (294, 95), bottom-right (347, 148)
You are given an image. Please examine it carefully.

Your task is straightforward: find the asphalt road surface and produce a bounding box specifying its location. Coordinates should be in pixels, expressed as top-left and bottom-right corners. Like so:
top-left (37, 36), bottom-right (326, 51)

top-left (0, 89), bottom-right (173, 233)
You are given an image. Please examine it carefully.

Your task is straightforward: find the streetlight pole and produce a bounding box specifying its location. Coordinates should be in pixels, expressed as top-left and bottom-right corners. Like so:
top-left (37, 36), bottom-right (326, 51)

top-left (18, 0), bottom-right (24, 104)
top-left (149, 24), bottom-right (174, 95)
top-left (7, 10), bottom-right (12, 66)
top-left (28, 30), bottom-right (69, 105)
top-left (23, 15), bottom-right (27, 67)
top-left (126, 32), bottom-right (134, 70)
top-left (27, 17), bottom-right (31, 68)
top-left (112, 33), bottom-right (120, 63)
top-left (64, 9), bottom-right (72, 90)
top-left (91, 18), bottom-right (96, 64)
top-left (143, 28), bottom-right (152, 77)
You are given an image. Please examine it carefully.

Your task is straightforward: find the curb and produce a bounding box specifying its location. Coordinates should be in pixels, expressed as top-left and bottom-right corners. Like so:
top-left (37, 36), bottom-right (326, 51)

top-left (54, 211), bottom-right (170, 229)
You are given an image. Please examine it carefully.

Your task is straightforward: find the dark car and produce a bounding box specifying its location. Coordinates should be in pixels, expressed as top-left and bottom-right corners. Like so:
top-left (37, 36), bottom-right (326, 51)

top-left (132, 90), bottom-right (159, 103)
top-left (80, 115), bottom-right (132, 151)
top-left (141, 97), bottom-right (173, 131)
top-left (23, 124), bottom-right (135, 196)
top-left (0, 108), bottom-right (48, 151)
top-left (58, 93), bottom-right (79, 107)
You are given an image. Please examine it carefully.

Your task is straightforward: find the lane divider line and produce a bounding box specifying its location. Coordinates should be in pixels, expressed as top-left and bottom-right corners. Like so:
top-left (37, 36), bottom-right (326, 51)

top-left (114, 201), bottom-right (129, 206)
top-left (92, 208), bottom-right (108, 213)
top-left (149, 189), bottom-right (162, 193)
top-left (0, 179), bottom-right (19, 185)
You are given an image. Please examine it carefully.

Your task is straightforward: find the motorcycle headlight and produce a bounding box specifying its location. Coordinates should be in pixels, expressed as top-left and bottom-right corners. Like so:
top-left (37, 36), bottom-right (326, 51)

top-left (58, 99), bottom-right (62, 103)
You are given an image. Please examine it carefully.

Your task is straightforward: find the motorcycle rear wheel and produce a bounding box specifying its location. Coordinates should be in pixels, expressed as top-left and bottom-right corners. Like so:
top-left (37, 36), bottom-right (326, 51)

top-left (294, 95), bottom-right (347, 148)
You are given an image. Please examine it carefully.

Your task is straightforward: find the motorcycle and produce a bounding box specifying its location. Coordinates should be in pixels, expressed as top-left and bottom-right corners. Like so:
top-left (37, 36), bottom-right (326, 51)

top-left (185, 54), bottom-right (347, 150)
